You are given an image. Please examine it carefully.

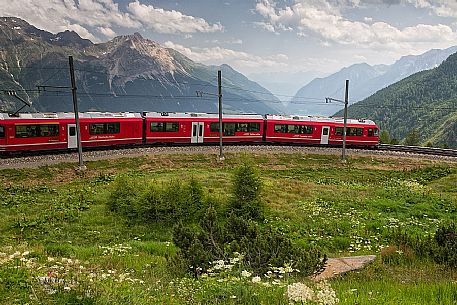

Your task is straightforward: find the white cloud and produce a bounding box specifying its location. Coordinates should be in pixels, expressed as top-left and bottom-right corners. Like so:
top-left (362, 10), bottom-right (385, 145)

top-left (163, 41), bottom-right (288, 73)
top-left (65, 23), bottom-right (98, 41)
top-left (127, 1), bottom-right (223, 34)
top-left (98, 27), bottom-right (117, 39)
top-left (0, 0), bottom-right (223, 42)
top-left (408, 0), bottom-right (457, 18)
top-left (253, 21), bottom-right (277, 32)
top-left (255, 0), bottom-right (457, 52)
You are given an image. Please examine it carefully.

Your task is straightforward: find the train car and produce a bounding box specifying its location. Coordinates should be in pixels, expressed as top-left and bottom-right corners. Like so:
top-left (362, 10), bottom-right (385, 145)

top-left (330, 117), bottom-right (379, 147)
top-left (0, 112), bottom-right (143, 153)
top-left (265, 115), bottom-right (379, 147)
top-left (144, 112), bottom-right (264, 144)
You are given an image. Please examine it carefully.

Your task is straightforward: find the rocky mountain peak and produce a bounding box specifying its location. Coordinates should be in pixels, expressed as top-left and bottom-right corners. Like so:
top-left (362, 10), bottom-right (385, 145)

top-left (54, 30), bottom-right (93, 48)
top-left (0, 16), bottom-right (280, 115)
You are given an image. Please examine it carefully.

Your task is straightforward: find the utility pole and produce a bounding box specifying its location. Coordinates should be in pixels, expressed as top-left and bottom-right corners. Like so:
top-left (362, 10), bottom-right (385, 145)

top-left (218, 70), bottom-right (224, 161)
top-left (69, 56), bottom-right (85, 171)
top-left (342, 79), bottom-right (349, 163)
top-left (325, 79), bottom-right (349, 162)
top-left (195, 71), bottom-right (224, 160)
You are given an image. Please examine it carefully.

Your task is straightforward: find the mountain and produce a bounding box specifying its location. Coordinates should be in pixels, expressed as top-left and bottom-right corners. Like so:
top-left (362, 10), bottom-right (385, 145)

top-left (335, 52), bottom-right (457, 148)
top-left (0, 17), bottom-right (281, 114)
top-left (287, 46), bottom-right (457, 116)
top-left (248, 70), bottom-right (323, 101)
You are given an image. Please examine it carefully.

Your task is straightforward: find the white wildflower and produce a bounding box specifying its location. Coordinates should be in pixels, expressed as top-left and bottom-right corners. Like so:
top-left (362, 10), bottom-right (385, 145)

top-left (241, 270), bottom-right (252, 278)
top-left (315, 281), bottom-right (339, 305)
top-left (252, 276), bottom-right (261, 283)
top-left (287, 282), bottom-right (314, 303)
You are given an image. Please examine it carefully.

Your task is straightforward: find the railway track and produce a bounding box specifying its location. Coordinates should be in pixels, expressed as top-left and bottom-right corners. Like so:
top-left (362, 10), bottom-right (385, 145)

top-left (0, 143), bottom-right (456, 170)
top-left (378, 144), bottom-right (457, 158)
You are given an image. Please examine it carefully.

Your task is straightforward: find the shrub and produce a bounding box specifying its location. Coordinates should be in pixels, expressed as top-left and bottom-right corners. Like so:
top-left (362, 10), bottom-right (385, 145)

top-left (172, 207), bottom-right (326, 277)
top-left (107, 175), bottom-right (140, 218)
top-left (434, 223), bottom-right (457, 267)
top-left (229, 164), bottom-right (264, 220)
top-left (108, 176), bottom-right (207, 223)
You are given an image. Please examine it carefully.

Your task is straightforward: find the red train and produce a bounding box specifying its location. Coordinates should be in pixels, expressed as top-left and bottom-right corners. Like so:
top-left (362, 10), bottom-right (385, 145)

top-left (0, 112), bottom-right (379, 153)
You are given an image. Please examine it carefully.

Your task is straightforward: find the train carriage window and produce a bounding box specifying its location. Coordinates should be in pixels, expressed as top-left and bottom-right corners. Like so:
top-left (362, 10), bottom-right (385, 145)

top-left (224, 123), bottom-right (236, 136)
top-left (210, 122), bottom-right (220, 132)
top-left (368, 128), bottom-right (373, 137)
top-left (90, 123), bottom-right (105, 135)
top-left (300, 125), bottom-right (313, 134)
top-left (238, 123), bottom-right (248, 132)
top-left (0, 125), bottom-right (4, 138)
top-left (274, 124), bottom-right (287, 133)
top-left (150, 122), bottom-right (164, 132)
top-left (335, 127), bottom-right (343, 136)
top-left (106, 123), bottom-right (120, 134)
top-left (277, 124), bottom-right (314, 134)
top-left (89, 122), bottom-right (120, 135)
top-left (347, 127), bottom-right (363, 136)
top-left (165, 122), bottom-right (179, 132)
top-left (288, 124), bottom-right (300, 134)
top-left (69, 126), bottom-right (76, 137)
top-left (374, 128), bottom-right (379, 136)
top-left (40, 124), bottom-right (59, 137)
top-left (335, 127), bottom-right (363, 136)
top-left (150, 121), bottom-right (179, 132)
top-left (248, 123), bottom-right (260, 132)
top-left (15, 124), bottom-right (59, 138)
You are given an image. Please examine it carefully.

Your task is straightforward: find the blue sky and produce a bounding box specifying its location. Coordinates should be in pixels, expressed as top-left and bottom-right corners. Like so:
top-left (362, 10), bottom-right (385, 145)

top-left (2, 0), bottom-right (457, 90)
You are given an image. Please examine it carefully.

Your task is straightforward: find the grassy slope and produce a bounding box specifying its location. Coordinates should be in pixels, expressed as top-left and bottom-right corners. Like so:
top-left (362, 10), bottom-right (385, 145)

top-left (0, 153), bottom-right (456, 304)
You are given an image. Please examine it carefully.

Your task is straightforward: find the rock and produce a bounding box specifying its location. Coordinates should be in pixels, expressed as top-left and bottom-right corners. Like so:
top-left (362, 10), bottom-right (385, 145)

top-left (311, 255), bottom-right (376, 281)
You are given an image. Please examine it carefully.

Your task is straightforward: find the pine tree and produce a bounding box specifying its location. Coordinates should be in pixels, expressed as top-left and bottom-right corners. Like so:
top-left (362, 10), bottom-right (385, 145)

top-left (379, 130), bottom-right (391, 144)
top-left (403, 128), bottom-right (421, 146)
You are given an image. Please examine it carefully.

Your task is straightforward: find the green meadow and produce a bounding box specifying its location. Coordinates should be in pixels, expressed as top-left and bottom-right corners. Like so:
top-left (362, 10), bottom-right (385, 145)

top-left (0, 153), bottom-right (456, 304)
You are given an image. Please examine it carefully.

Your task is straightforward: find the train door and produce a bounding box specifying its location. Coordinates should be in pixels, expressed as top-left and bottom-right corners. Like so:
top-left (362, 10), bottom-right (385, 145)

top-left (191, 122), bottom-right (204, 143)
top-left (320, 126), bottom-right (330, 145)
top-left (0, 124), bottom-right (5, 149)
top-left (67, 124), bottom-right (78, 149)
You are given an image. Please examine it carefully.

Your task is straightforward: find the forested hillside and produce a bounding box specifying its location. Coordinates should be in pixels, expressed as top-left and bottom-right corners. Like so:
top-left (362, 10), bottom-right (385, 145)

top-left (336, 52), bottom-right (457, 148)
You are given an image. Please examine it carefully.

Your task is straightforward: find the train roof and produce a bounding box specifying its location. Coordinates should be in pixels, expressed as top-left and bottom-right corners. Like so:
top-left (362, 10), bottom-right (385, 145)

top-left (0, 112), bottom-right (142, 120)
top-left (144, 112), bottom-right (264, 120)
top-left (266, 114), bottom-right (377, 126)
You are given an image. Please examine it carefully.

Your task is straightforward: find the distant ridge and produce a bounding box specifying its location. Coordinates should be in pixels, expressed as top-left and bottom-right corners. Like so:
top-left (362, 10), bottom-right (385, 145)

top-left (287, 46), bottom-right (457, 117)
top-left (335, 52), bottom-right (457, 148)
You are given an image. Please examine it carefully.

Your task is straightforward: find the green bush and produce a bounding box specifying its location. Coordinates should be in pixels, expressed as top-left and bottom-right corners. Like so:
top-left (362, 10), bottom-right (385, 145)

top-left (389, 223), bottom-right (457, 268)
top-left (229, 164), bottom-right (264, 220)
top-left (107, 175), bottom-right (140, 218)
top-left (107, 176), bottom-right (207, 223)
top-left (434, 223), bottom-right (457, 267)
top-left (172, 207), bottom-right (326, 277)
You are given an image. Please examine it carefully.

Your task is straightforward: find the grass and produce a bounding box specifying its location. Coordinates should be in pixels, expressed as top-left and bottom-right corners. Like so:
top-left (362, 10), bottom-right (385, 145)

top-left (0, 152), bottom-right (456, 304)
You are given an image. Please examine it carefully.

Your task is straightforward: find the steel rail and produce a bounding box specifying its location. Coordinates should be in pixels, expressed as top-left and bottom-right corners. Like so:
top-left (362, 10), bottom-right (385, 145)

top-left (1, 143), bottom-right (456, 160)
top-left (377, 144), bottom-right (457, 157)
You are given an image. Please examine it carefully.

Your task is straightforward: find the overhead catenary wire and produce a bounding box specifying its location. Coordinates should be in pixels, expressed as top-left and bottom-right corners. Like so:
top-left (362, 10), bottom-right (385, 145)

top-left (1, 64), bottom-right (456, 112)
top-left (1, 88), bottom-right (456, 111)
